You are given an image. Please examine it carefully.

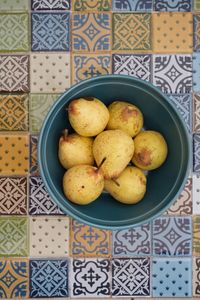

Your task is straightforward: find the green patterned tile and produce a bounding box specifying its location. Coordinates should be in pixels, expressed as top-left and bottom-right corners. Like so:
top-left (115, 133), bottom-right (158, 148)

top-left (0, 0), bottom-right (28, 10)
top-left (29, 94), bottom-right (60, 133)
top-left (0, 216), bottom-right (28, 256)
top-left (194, 0), bottom-right (200, 10)
top-left (0, 13), bottom-right (29, 52)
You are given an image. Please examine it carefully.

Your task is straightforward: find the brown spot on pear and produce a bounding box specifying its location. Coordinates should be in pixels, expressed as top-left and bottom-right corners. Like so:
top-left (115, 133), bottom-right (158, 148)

top-left (107, 101), bottom-right (143, 137)
top-left (132, 130), bottom-right (168, 170)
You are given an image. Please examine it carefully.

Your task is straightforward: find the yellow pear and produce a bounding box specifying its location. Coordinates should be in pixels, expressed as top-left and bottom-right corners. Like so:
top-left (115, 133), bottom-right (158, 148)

top-left (68, 97), bottom-right (109, 137)
top-left (63, 165), bottom-right (104, 205)
top-left (105, 166), bottom-right (147, 204)
top-left (58, 129), bottom-right (94, 169)
top-left (93, 129), bottom-right (134, 179)
top-left (107, 101), bottom-right (143, 137)
top-left (132, 130), bottom-right (168, 170)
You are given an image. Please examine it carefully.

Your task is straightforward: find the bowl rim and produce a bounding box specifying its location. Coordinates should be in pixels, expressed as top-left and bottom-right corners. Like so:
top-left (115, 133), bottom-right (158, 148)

top-left (38, 74), bottom-right (191, 229)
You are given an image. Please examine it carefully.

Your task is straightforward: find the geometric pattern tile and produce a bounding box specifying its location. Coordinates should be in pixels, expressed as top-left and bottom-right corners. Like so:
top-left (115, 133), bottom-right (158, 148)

top-left (0, 134), bottom-right (29, 176)
top-left (29, 176), bottom-right (64, 215)
top-left (30, 259), bottom-right (68, 297)
top-left (29, 94), bottom-right (60, 133)
top-left (73, 0), bottom-right (111, 11)
top-left (154, 0), bottom-right (191, 11)
top-left (0, 177), bottom-right (27, 215)
top-left (31, 13), bottom-right (70, 51)
top-left (113, 0), bottom-right (152, 11)
top-left (72, 13), bottom-right (111, 52)
top-left (0, 55), bottom-right (29, 92)
top-left (0, 13), bottom-right (28, 52)
top-left (0, 217), bottom-right (28, 256)
top-left (153, 54), bottom-right (192, 94)
top-left (112, 13), bottom-right (151, 50)
top-left (193, 53), bottom-right (200, 92)
top-left (112, 257), bottom-right (150, 296)
top-left (0, 0), bottom-right (28, 10)
top-left (112, 53), bottom-right (151, 81)
top-left (0, 94), bottom-right (28, 131)
top-left (30, 53), bottom-right (70, 93)
top-left (193, 93), bottom-right (200, 132)
top-left (166, 177), bottom-right (192, 215)
top-left (194, 14), bottom-right (200, 52)
top-left (31, 0), bottom-right (70, 10)
top-left (72, 54), bottom-right (111, 84)
top-left (193, 134), bottom-right (200, 172)
top-left (112, 223), bottom-right (151, 256)
top-left (30, 135), bottom-right (39, 175)
top-left (153, 12), bottom-right (193, 53)
top-left (0, 258), bottom-right (28, 299)
top-left (70, 258), bottom-right (110, 297)
top-left (152, 216), bottom-right (192, 256)
top-left (193, 216), bottom-right (200, 256)
top-left (152, 258), bottom-right (192, 297)
top-left (70, 219), bottom-right (110, 256)
top-left (168, 94), bottom-right (192, 132)
top-left (193, 173), bottom-right (200, 214)
top-left (193, 257), bottom-right (200, 296)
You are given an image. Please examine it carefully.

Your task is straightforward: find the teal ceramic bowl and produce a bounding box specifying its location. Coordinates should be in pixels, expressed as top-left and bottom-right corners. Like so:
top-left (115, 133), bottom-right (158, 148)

top-left (38, 75), bottom-right (191, 229)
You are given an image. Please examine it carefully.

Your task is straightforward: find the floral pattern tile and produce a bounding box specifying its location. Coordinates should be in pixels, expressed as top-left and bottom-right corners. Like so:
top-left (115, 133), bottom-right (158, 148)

top-left (30, 135), bottom-right (39, 175)
top-left (193, 53), bottom-right (200, 92)
top-left (0, 134), bottom-right (29, 176)
top-left (194, 14), bottom-right (200, 52)
top-left (152, 54), bottom-right (192, 94)
top-left (30, 259), bottom-right (68, 297)
top-left (72, 54), bottom-right (111, 84)
top-left (0, 216), bottom-right (28, 256)
top-left (72, 0), bottom-right (111, 10)
top-left (193, 93), bottom-right (200, 132)
top-left (0, 55), bottom-right (29, 92)
top-left (30, 53), bottom-right (70, 93)
top-left (29, 94), bottom-right (60, 133)
top-left (112, 13), bottom-right (151, 50)
top-left (31, 13), bottom-right (70, 51)
top-left (113, 0), bottom-right (152, 11)
top-left (0, 94), bottom-right (28, 131)
top-left (72, 13), bottom-right (111, 52)
top-left (31, 0), bottom-right (70, 10)
top-left (0, 177), bottom-right (27, 215)
top-left (154, 0), bottom-right (191, 11)
top-left (152, 258), bottom-right (192, 297)
top-left (152, 216), bottom-right (192, 256)
top-left (0, 258), bottom-right (28, 299)
top-left (193, 173), bottom-right (200, 214)
top-left (70, 219), bottom-right (111, 256)
top-left (166, 177), bottom-right (192, 215)
top-left (193, 257), bottom-right (200, 296)
top-left (30, 217), bottom-right (69, 257)
top-left (0, 13), bottom-right (28, 52)
top-left (193, 216), bottom-right (200, 256)
top-left (29, 176), bottom-right (64, 215)
top-left (112, 257), bottom-right (150, 296)
top-left (193, 133), bottom-right (200, 172)
top-left (112, 223), bottom-right (151, 256)
top-left (0, 0), bottom-right (28, 10)
top-left (112, 53), bottom-right (151, 81)
top-left (70, 258), bottom-right (110, 297)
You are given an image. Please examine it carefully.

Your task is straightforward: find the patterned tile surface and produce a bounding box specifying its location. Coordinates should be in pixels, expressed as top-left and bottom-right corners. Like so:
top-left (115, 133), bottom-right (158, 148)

top-left (193, 216), bottom-right (200, 256)
top-left (70, 258), bottom-right (110, 297)
top-left (112, 223), bottom-right (151, 256)
top-left (113, 0), bottom-right (152, 11)
top-left (154, 0), bottom-right (191, 11)
top-left (112, 257), bottom-right (150, 296)
top-left (112, 13), bottom-right (151, 50)
top-left (0, 258), bottom-right (28, 299)
top-left (193, 134), bottom-right (200, 172)
top-left (193, 173), bottom-right (200, 214)
top-left (152, 258), bottom-right (192, 297)
top-left (193, 52), bottom-right (200, 92)
top-left (73, 0), bottom-right (111, 10)
top-left (31, 0), bottom-right (70, 10)
top-left (194, 0), bottom-right (200, 10)
top-left (0, 0), bottom-right (28, 10)
top-left (0, 94), bottom-right (28, 131)
top-left (193, 257), bottom-right (200, 296)
top-left (193, 93), bottom-right (200, 132)
top-left (30, 135), bottom-right (39, 175)
top-left (30, 259), bottom-right (68, 297)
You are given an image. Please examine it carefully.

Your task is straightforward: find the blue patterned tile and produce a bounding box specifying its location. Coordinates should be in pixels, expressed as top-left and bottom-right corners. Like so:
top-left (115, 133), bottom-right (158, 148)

top-left (112, 257), bottom-right (150, 296)
top-left (153, 54), bottom-right (192, 94)
top-left (112, 53), bottom-right (152, 82)
top-left (30, 259), bottom-right (68, 298)
top-left (113, 0), bottom-right (152, 11)
top-left (168, 94), bottom-right (192, 132)
top-left (193, 134), bottom-right (200, 172)
top-left (112, 223), bottom-right (151, 256)
top-left (193, 53), bottom-right (200, 92)
top-left (152, 258), bottom-right (192, 297)
top-left (152, 216), bottom-right (192, 256)
top-left (31, 0), bottom-right (70, 10)
top-left (154, 0), bottom-right (191, 11)
top-left (31, 13), bottom-right (70, 51)
top-left (72, 13), bottom-right (111, 52)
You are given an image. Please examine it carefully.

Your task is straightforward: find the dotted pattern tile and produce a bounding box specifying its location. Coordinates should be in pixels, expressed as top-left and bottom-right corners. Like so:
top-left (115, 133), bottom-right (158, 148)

top-left (0, 2), bottom-right (200, 299)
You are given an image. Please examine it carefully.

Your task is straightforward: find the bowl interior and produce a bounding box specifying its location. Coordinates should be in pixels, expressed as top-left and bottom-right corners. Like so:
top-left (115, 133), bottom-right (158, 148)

top-left (38, 75), bottom-right (190, 229)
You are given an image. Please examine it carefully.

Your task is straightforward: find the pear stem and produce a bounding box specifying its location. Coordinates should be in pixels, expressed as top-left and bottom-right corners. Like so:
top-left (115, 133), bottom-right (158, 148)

top-left (112, 179), bottom-right (120, 187)
top-left (63, 129), bottom-right (68, 141)
top-left (97, 157), bottom-right (107, 172)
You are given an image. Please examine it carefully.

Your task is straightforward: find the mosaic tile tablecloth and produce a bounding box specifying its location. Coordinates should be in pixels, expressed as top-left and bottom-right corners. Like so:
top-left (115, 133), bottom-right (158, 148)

top-left (1, 0), bottom-right (200, 299)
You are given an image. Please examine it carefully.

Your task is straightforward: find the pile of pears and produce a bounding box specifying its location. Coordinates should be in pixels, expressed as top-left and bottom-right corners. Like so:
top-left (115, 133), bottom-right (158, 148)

top-left (58, 97), bottom-right (168, 205)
